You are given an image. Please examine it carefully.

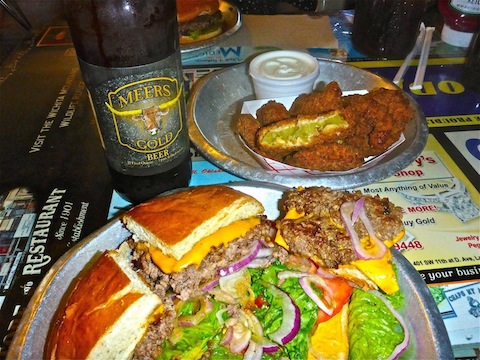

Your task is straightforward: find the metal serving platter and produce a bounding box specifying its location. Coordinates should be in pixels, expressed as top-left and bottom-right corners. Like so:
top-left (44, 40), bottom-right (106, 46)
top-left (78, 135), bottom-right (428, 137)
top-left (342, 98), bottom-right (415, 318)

top-left (180, 0), bottom-right (242, 61)
top-left (187, 60), bottom-right (429, 189)
top-left (8, 182), bottom-right (452, 359)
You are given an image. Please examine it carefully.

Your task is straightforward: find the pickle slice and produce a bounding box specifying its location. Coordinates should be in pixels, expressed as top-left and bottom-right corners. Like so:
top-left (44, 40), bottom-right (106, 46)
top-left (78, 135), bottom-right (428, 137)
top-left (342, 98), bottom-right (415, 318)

top-left (257, 110), bottom-right (348, 150)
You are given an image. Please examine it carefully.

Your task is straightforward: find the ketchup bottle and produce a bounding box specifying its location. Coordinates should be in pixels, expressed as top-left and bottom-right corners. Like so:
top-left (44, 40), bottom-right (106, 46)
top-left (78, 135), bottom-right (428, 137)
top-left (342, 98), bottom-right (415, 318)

top-left (438, 0), bottom-right (480, 47)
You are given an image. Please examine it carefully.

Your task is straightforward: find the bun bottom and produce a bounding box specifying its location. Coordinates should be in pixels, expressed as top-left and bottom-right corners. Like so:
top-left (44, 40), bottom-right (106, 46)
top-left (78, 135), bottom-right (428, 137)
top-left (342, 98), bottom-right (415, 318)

top-left (180, 26), bottom-right (222, 44)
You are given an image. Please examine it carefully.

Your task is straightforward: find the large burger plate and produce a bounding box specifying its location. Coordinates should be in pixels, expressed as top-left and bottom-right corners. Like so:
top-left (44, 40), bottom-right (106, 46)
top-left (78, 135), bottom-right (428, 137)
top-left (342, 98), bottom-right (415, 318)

top-left (180, 0), bottom-right (242, 61)
top-left (187, 60), bottom-right (428, 189)
top-left (8, 182), bottom-right (452, 359)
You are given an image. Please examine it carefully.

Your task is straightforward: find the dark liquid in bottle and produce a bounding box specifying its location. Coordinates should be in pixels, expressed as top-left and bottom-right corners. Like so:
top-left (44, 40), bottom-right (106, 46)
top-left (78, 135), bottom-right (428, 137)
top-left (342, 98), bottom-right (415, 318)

top-left (64, 0), bottom-right (177, 67)
top-left (109, 154), bottom-right (192, 205)
top-left (64, 0), bottom-right (191, 204)
top-left (352, 0), bottom-right (427, 59)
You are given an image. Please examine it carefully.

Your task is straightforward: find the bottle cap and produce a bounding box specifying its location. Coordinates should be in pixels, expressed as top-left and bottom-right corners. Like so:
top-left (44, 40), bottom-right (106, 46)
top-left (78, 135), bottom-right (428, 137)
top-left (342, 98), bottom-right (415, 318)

top-left (441, 24), bottom-right (474, 48)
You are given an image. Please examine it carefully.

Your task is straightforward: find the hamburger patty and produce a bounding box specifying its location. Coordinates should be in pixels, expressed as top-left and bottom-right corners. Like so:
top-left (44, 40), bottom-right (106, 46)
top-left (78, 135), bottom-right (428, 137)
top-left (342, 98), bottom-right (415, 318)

top-left (278, 187), bottom-right (404, 268)
top-left (178, 10), bottom-right (222, 37)
top-left (130, 218), bottom-right (282, 300)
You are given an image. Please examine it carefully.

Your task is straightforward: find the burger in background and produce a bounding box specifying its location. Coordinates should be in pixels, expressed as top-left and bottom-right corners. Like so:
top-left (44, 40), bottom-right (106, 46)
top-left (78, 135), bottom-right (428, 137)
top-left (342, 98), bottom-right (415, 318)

top-left (176, 0), bottom-right (223, 44)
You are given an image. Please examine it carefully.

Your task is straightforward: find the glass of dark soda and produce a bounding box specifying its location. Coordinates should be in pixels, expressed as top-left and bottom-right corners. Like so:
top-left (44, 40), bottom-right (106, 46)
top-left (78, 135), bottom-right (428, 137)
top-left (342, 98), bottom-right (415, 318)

top-left (352, 0), bottom-right (427, 59)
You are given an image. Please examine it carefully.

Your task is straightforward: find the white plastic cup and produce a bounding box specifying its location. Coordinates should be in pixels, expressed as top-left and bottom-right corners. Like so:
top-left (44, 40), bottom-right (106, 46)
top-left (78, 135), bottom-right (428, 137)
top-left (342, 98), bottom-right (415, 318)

top-left (249, 50), bottom-right (320, 99)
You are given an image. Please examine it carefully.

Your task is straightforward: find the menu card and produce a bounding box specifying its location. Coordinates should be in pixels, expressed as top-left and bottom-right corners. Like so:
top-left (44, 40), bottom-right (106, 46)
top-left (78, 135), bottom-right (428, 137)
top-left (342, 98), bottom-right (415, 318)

top-left (0, 34), bottom-right (113, 356)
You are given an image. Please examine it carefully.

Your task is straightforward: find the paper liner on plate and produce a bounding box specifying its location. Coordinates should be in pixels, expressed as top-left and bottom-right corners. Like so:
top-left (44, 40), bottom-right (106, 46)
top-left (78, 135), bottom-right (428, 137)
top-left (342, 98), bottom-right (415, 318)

top-left (239, 94), bottom-right (405, 176)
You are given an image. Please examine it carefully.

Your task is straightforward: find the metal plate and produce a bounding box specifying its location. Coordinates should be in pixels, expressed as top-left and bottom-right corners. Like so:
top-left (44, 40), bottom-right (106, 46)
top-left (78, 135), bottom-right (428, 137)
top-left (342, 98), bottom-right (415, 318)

top-left (187, 60), bottom-right (429, 189)
top-left (180, 0), bottom-right (242, 61)
top-left (8, 182), bottom-right (452, 359)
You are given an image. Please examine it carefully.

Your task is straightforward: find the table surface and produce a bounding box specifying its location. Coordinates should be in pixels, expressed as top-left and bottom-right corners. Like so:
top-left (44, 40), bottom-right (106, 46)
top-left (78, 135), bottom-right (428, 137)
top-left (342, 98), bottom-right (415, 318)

top-left (0, 11), bottom-right (479, 359)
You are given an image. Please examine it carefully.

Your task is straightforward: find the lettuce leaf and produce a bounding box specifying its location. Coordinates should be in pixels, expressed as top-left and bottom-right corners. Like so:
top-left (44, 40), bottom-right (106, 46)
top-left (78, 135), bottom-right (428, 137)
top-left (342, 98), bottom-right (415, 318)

top-left (348, 288), bottom-right (405, 359)
top-left (158, 299), bottom-right (238, 360)
top-left (249, 261), bottom-right (318, 359)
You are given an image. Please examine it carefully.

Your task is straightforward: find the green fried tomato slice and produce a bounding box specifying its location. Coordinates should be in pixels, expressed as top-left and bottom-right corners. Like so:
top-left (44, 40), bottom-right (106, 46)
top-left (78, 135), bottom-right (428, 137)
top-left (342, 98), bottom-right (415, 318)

top-left (256, 110), bottom-right (348, 151)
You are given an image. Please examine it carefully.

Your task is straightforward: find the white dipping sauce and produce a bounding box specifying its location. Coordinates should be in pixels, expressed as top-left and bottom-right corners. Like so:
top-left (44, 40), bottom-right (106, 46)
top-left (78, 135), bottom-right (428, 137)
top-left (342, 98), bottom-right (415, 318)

top-left (257, 56), bottom-right (314, 80)
top-left (249, 50), bottom-right (320, 99)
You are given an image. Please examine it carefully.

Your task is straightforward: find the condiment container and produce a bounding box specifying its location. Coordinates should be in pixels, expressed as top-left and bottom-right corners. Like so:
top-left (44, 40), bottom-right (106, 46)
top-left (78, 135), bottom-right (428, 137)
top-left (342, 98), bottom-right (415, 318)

top-left (438, 0), bottom-right (480, 47)
top-left (249, 50), bottom-right (320, 99)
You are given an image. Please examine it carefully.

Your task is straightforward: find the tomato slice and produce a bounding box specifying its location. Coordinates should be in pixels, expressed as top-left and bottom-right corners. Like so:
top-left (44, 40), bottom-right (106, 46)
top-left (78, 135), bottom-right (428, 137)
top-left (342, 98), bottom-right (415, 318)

top-left (315, 276), bottom-right (353, 324)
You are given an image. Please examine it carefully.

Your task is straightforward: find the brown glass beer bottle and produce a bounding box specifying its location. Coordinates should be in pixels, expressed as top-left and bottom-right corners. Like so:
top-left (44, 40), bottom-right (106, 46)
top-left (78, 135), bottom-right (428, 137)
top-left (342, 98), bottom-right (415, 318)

top-left (63, 0), bottom-right (191, 204)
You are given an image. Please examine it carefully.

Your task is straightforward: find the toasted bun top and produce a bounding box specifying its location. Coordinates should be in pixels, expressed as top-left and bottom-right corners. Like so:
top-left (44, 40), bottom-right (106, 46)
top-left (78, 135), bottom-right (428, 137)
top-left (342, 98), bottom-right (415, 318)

top-left (177, 0), bottom-right (219, 23)
top-left (123, 185), bottom-right (265, 260)
top-left (46, 244), bottom-right (161, 359)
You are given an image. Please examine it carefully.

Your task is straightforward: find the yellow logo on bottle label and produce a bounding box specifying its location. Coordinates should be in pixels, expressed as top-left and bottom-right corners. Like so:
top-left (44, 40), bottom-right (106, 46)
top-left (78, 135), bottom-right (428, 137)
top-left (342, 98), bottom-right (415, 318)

top-left (105, 77), bottom-right (184, 153)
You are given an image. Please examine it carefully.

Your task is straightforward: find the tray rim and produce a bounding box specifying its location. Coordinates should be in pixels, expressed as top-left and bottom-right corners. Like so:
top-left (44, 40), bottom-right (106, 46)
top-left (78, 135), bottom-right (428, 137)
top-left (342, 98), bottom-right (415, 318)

top-left (187, 60), bottom-right (429, 189)
top-left (7, 181), bottom-right (453, 359)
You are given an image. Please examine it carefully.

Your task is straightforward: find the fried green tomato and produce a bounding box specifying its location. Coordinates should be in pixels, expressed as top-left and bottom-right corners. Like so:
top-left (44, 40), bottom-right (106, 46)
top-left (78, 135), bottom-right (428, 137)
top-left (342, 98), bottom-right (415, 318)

top-left (255, 100), bottom-right (290, 126)
top-left (255, 110), bottom-right (350, 155)
top-left (284, 143), bottom-right (364, 171)
top-left (289, 81), bottom-right (343, 116)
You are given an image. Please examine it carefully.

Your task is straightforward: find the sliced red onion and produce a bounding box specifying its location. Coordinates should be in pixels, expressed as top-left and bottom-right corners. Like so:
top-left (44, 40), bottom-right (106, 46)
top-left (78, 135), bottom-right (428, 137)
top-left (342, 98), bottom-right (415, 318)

top-left (177, 297), bottom-right (213, 327)
top-left (352, 196), bottom-right (365, 222)
top-left (218, 241), bottom-right (262, 277)
top-left (340, 199), bottom-right (387, 260)
top-left (247, 257), bottom-right (272, 268)
top-left (358, 204), bottom-right (387, 258)
top-left (277, 270), bottom-right (310, 280)
top-left (219, 268), bottom-right (254, 303)
top-left (216, 308), bottom-right (229, 326)
top-left (299, 276), bottom-right (334, 316)
top-left (220, 325), bottom-right (234, 346)
top-left (264, 283), bottom-right (301, 345)
top-left (244, 341), bottom-right (263, 360)
top-left (370, 290), bottom-right (410, 360)
top-left (208, 288), bottom-right (236, 304)
top-left (239, 309), bottom-right (264, 337)
top-left (258, 338), bottom-right (280, 353)
top-left (316, 266), bottom-right (336, 279)
top-left (229, 321), bottom-right (252, 353)
top-left (257, 247), bottom-right (273, 258)
top-left (201, 278), bottom-right (219, 292)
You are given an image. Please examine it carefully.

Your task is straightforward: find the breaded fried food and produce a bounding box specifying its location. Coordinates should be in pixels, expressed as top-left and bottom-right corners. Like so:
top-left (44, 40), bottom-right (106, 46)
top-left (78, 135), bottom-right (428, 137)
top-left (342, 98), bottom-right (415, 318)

top-left (256, 100), bottom-right (290, 125)
top-left (256, 110), bottom-right (350, 154)
top-left (285, 143), bottom-right (364, 171)
top-left (364, 89), bottom-right (415, 155)
top-left (236, 113), bottom-right (260, 151)
top-left (289, 81), bottom-right (343, 116)
top-left (342, 88), bottom-right (415, 157)
top-left (236, 113), bottom-right (286, 161)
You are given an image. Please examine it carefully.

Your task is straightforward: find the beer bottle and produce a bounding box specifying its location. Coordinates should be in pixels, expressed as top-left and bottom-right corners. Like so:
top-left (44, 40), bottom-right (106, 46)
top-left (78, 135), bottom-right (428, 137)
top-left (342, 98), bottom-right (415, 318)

top-left (63, 0), bottom-right (192, 204)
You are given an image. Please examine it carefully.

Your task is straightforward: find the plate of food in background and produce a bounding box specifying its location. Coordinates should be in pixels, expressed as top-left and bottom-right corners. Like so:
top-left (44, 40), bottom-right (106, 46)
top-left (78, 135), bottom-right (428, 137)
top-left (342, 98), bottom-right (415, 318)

top-left (178, 0), bottom-right (242, 60)
top-left (187, 59), bottom-right (428, 189)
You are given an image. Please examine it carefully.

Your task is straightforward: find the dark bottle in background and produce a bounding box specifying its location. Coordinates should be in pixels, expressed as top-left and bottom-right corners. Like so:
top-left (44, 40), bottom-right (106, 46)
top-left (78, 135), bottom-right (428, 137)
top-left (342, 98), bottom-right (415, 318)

top-left (63, 0), bottom-right (191, 204)
top-left (463, 32), bottom-right (480, 92)
top-left (352, 0), bottom-right (427, 59)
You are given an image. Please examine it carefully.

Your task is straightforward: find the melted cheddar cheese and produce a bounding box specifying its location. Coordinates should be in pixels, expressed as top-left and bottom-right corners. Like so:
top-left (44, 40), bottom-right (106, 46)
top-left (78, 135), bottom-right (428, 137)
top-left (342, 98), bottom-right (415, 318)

top-left (148, 217), bottom-right (261, 274)
top-left (274, 208), bottom-right (304, 250)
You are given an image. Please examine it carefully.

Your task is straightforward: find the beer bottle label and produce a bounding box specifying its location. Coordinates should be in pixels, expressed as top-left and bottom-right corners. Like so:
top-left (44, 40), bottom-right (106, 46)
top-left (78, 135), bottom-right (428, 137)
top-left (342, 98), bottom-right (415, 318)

top-left (79, 53), bottom-right (189, 176)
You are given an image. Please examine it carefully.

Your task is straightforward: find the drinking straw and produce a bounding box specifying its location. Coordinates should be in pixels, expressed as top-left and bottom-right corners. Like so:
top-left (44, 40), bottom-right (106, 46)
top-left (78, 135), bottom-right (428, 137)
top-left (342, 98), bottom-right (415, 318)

top-left (393, 23), bottom-right (426, 85)
top-left (410, 26), bottom-right (435, 90)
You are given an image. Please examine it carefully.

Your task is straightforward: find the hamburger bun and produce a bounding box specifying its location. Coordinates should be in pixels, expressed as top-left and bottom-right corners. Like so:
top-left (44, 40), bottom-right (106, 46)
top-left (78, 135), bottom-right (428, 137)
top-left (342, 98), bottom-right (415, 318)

top-left (177, 0), bottom-right (219, 23)
top-left (123, 185), bottom-right (265, 261)
top-left (46, 243), bottom-right (161, 360)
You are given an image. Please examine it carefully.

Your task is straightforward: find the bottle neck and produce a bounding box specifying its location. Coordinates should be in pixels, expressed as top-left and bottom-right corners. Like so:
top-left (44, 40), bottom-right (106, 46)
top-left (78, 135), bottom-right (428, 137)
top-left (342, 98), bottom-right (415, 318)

top-left (64, 0), bottom-right (179, 67)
